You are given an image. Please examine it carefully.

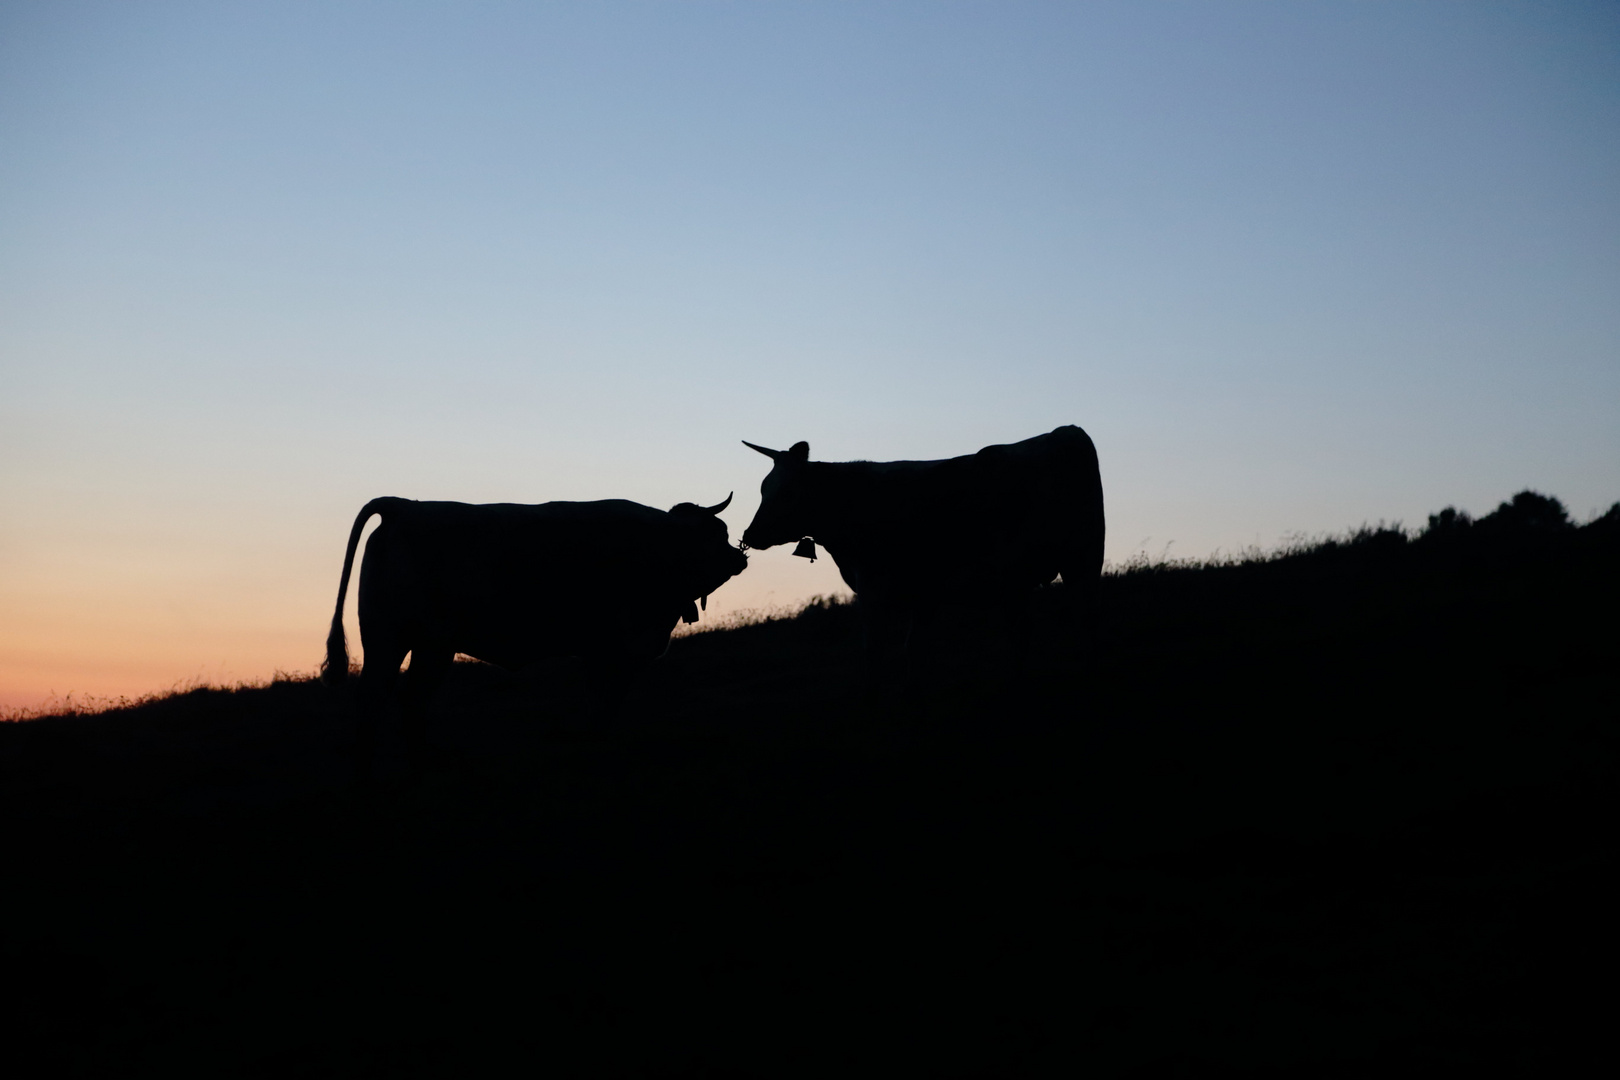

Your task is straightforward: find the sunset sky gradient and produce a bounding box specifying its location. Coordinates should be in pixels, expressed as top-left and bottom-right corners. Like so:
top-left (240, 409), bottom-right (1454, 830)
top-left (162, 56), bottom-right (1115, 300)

top-left (3, 2), bottom-right (1617, 710)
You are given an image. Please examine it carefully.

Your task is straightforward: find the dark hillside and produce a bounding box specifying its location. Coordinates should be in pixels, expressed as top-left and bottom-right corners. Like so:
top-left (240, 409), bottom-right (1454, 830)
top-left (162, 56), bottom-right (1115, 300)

top-left (4, 493), bottom-right (1617, 1076)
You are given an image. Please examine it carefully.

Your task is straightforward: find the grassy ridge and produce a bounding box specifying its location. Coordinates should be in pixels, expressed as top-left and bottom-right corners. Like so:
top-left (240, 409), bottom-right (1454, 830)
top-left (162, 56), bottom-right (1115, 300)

top-left (3, 492), bottom-right (1616, 1075)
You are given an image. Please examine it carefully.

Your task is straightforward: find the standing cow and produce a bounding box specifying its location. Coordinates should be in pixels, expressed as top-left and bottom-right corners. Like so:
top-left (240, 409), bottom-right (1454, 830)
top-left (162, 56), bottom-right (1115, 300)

top-left (739, 425), bottom-right (1104, 656)
top-left (321, 494), bottom-right (748, 763)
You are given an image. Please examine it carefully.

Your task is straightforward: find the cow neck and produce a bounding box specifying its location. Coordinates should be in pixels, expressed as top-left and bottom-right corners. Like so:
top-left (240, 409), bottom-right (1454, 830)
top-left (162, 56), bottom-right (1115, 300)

top-left (802, 461), bottom-right (867, 554)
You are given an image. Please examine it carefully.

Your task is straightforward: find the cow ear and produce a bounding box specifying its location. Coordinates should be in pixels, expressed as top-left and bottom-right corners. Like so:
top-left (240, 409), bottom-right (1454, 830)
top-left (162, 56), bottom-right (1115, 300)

top-left (786, 441), bottom-right (810, 464)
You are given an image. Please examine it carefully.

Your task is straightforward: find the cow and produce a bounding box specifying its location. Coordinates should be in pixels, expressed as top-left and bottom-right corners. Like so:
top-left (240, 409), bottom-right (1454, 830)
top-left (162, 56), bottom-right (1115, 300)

top-left (739, 425), bottom-right (1104, 660)
top-left (320, 494), bottom-right (748, 764)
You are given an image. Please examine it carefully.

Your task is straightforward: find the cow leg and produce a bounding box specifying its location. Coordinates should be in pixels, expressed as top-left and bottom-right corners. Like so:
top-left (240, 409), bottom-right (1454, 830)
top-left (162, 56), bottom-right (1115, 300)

top-left (1057, 552), bottom-right (1102, 639)
top-left (902, 609), bottom-right (933, 684)
top-left (857, 601), bottom-right (884, 692)
top-left (1001, 592), bottom-right (1035, 674)
top-left (355, 639), bottom-right (408, 780)
top-left (1058, 552), bottom-right (1104, 708)
top-left (580, 654), bottom-right (650, 727)
top-left (859, 601), bottom-right (912, 698)
top-left (399, 646), bottom-right (452, 769)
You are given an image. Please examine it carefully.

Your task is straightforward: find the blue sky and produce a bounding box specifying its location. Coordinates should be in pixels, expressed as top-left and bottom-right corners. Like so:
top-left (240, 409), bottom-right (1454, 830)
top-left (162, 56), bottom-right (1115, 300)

top-left (2, 2), bottom-right (1617, 705)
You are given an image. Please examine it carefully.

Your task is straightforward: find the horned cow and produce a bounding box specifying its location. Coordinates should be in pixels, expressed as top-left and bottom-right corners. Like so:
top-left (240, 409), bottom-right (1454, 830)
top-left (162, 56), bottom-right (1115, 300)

top-left (739, 425), bottom-right (1104, 654)
top-left (322, 494), bottom-right (748, 762)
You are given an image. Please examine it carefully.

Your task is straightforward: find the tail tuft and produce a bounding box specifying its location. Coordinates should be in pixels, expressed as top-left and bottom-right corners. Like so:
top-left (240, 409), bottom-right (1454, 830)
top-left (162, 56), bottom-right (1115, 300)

top-left (320, 620), bottom-right (349, 688)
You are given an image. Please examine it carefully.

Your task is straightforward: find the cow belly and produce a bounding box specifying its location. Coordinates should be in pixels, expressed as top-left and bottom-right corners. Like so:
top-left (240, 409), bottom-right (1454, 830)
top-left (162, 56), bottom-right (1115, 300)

top-left (834, 542), bottom-right (1061, 607)
top-left (454, 611), bottom-right (678, 670)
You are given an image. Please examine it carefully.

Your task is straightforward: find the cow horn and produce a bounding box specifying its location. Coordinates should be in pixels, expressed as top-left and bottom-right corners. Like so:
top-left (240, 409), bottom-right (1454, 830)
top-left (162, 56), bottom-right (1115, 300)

top-left (703, 492), bottom-right (733, 515)
top-left (742, 440), bottom-right (781, 461)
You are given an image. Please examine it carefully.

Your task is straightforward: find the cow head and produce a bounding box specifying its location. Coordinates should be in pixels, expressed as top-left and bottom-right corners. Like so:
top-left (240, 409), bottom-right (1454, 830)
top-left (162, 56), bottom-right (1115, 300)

top-left (740, 440), bottom-right (812, 550)
top-left (667, 492), bottom-right (750, 583)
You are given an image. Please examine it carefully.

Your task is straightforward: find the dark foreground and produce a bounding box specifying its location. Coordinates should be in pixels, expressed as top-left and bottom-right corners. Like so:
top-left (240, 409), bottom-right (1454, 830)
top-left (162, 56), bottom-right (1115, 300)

top-left (4, 496), bottom-right (1616, 1076)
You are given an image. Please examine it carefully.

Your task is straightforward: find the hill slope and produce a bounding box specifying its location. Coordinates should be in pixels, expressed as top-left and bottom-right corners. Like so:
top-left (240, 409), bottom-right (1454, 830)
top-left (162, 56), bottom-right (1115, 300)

top-left (4, 494), bottom-right (1617, 1075)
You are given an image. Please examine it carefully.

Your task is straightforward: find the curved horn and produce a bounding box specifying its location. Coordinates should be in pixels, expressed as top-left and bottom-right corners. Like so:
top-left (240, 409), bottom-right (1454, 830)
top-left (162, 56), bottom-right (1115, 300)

top-left (703, 492), bottom-right (733, 515)
top-left (742, 440), bottom-right (781, 461)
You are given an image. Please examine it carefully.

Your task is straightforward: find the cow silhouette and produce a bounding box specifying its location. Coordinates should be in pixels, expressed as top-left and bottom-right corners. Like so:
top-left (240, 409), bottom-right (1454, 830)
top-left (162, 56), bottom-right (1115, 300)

top-left (740, 426), bottom-right (1104, 657)
top-left (321, 494), bottom-right (748, 765)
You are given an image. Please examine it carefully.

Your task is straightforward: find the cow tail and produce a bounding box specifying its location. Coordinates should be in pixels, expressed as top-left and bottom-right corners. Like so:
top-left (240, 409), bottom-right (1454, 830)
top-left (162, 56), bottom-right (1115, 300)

top-left (321, 498), bottom-right (390, 687)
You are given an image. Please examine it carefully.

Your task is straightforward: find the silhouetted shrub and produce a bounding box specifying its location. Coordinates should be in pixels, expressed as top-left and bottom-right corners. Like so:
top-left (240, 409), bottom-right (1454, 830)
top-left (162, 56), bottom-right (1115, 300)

top-left (1586, 501), bottom-right (1620, 534)
top-left (1422, 506), bottom-right (1472, 538)
top-left (1477, 490), bottom-right (1571, 533)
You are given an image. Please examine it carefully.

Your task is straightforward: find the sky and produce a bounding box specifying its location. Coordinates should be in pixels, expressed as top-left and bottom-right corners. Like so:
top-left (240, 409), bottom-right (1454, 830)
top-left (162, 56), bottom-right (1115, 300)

top-left (2, 1), bottom-right (1617, 711)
